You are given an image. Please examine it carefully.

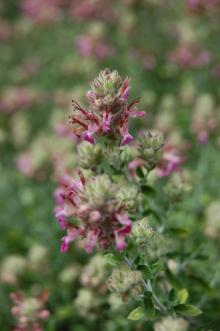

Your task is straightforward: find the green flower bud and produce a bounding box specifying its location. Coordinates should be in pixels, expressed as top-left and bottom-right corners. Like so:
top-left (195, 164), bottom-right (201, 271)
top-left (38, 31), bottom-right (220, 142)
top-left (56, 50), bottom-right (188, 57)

top-left (139, 131), bottom-right (164, 170)
top-left (88, 68), bottom-right (129, 108)
top-left (132, 218), bottom-right (169, 259)
top-left (78, 141), bottom-right (103, 169)
top-left (131, 218), bottom-right (155, 246)
top-left (83, 175), bottom-right (114, 209)
top-left (116, 185), bottom-right (138, 210)
top-left (107, 265), bottom-right (143, 302)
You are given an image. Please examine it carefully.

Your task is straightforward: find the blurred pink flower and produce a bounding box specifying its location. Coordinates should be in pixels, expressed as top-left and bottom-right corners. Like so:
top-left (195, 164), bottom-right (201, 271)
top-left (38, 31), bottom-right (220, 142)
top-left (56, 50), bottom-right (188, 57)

top-left (11, 291), bottom-right (49, 331)
top-left (0, 87), bottom-right (38, 114)
top-left (21, 0), bottom-right (61, 24)
top-left (70, 0), bottom-right (117, 22)
top-left (170, 45), bottom-right (212, 69)
top-left (75, 34), bottom-right (115, 60)
top-left (157, 145), bottom-right (183, 177)
top-left (16, 153), bottom-right (34, 177)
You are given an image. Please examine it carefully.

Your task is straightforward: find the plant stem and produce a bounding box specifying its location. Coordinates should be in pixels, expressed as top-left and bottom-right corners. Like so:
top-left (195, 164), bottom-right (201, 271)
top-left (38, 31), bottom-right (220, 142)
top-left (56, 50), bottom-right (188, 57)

top-left (123, 256), bottom-right (167, 313)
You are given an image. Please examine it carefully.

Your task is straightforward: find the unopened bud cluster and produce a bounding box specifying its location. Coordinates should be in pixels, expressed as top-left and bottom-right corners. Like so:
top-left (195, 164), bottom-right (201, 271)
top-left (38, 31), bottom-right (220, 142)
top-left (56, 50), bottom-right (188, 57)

top-left (131, 217), bottom-right (155, 246)
top-left (107, 265), bottom-right (143, 302)
top-left (78, 141), bottom-right (103, 169)
top-left (138, 131), bottom-right (164, 170)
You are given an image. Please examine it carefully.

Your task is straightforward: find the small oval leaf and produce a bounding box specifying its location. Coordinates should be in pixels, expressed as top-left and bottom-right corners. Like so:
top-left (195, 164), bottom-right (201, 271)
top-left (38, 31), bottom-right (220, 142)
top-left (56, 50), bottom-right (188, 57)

top-left (128, 306), bottom-right (145, 321)
top-left (177, 289), bottom-right (189, 304)
top-left (175, 304), bottom-right (202, 317)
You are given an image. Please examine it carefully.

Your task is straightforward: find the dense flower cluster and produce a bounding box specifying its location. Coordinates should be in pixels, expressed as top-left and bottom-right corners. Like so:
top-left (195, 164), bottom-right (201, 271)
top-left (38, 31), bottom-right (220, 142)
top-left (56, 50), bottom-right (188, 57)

top-left (55, 172), bottom-right (133, 253)
top-left (107, 265), bottom-right (143, 302)
top-left (70, 68), bottom-right (145, 145)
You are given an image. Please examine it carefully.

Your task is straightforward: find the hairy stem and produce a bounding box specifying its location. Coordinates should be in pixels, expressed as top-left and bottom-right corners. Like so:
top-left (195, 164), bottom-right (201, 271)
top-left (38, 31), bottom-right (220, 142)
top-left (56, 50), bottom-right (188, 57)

top-left (123, 256), bottom-right (167, 313)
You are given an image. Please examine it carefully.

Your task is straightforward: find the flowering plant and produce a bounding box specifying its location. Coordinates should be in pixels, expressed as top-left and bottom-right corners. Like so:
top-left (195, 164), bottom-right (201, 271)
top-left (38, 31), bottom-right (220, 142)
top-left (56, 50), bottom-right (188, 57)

top-left (54, 69), bottom-right (204, 326)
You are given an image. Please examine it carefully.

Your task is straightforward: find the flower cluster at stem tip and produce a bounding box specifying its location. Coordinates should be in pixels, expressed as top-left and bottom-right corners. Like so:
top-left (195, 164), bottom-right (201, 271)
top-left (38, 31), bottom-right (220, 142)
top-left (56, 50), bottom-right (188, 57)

top-left (69, 68), bottom-right (145, 146)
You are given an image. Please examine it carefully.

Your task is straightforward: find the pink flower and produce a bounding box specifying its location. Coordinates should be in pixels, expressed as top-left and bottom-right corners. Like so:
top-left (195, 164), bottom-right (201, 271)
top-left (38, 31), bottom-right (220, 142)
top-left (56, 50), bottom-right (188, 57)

top-left (69, 69), bottom-right (145, 146)
top-left (157, 145), bottom-right (183, 177)
top-left (55, 171), bottom-right (132, 253)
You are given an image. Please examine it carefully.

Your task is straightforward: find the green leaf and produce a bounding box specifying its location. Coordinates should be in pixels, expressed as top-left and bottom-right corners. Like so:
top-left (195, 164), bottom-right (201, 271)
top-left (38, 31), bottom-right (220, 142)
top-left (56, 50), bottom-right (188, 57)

top-left (177, 289), bottom-right (189, 304)
top-left (166, 267), bottom-right (182, 289)
top-left (150, 260), bottom-right (162, 274)
top-left (104, 253), bottom-right (121, 266)
top-left (174, 304), bottom-right (202, 317)
top-left (168, 289), bottom-right (176, 303)
top-left (143, 293), bottom-right (155, 319)
top-left (137, 167), bottom-right (145, 178)
top-left (138, 265), bottom-right (153, 279)
top-left (128, 306), bottom-right (145, 321)
top-left (141, 185), bottom-right (156, 196)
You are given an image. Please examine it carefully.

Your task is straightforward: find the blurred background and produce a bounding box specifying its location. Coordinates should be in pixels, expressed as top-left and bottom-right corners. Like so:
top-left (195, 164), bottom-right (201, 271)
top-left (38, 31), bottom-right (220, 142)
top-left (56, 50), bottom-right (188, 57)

top-left (1, 0), bottom-right (220, 330)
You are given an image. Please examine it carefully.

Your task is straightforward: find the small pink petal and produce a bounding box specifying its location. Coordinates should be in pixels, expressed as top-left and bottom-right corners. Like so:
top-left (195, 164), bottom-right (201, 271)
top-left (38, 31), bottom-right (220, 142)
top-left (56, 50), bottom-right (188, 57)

top-left (121, 133), bottom-right (133, 146)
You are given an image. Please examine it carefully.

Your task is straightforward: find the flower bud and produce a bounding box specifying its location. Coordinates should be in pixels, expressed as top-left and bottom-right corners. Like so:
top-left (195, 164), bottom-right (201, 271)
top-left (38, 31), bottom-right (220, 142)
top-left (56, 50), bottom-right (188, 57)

top-left (78, 141), bottom-right (103, 169)
top-left (88, 68), bottom-right (126, 107)
top-left (132, 218), bottom-right (169, 259)
top-left (83, 175), bottom-right (114, 209)
top-left (139, 131), bottom-right (164, 170)
top-left (116, 185), bottom-right (138, 210)
top-left (131, 218), bottom-right (155, 246)
top-left (107, 265), bottom-right (143, 302)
